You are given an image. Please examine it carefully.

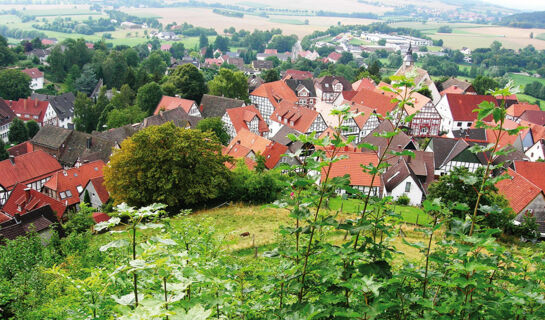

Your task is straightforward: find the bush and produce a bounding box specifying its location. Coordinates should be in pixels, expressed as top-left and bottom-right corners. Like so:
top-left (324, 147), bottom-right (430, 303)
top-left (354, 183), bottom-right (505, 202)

top-left (507, 211), bottom-right (539, 240)
top-left (395, 194), bottom-right (410, 206)
top-left (224, 161), bottom-right (285, 204)
top-left (62, 203), bottom-right (95, 235)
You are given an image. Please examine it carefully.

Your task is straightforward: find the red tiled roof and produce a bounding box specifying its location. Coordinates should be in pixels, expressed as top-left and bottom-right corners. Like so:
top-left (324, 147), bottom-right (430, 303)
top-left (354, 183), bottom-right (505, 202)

top-left (444, 94), bottom-right (497, 122)
top-left (7, 141), bottom-right (34, 157)
top-left (205, 58), bottom-right (223, 66)
top-left (251, 80), bottom-right (298, 107)
top-left (86, 42), bottom-right (94, 49)
top-left (349, 88), bottom-right (397, 116)
top-left (0, 212), bottom-right (12, 223)
top-left (225, 105), bottom-right (269, 134)
top-left (262, 142), bottom-right (288, 169)
top-left (8, 98), bottom-right (50, 124)
top-left (346, 102), bottom-right (374, 128)
top-left (352, 78), bottom-right (376, 91)
top-left (342, 90), bottom-right (358, 101)
top-left (92, 212), bottom-right (111, 223)
top-left (226, 128), bottom-right (272, 155)
top-left (0, 150), bottom-right (61, 190)
top-left (323, 151), bottom-right (381, 187)
top-left (519, 110), bottom-right (545, 126)
top-left (513, 161), bottom-right (545, 191)
top-left (160, 44), bottom-right (172, 51)
top-left (270, 104), bottom-right (321, 133)
top-left (2, 183), bottom-right (67, 219)
top-left (440, 85), bottom-right (465, 96)
top-left (496, 168), bottom-right (542, 214)
top-left (283, 69), bottom-right (314, 80)
top-left (87, 176), bottom-right (110, 204)
top-left (264, 49), bottom-right (278, 54)
top-left (43, 161), bottom-right (105, 206)
top-left (154, 96), bottom-right (197, 115)
top-left (41, 39), bottom-right (56, 46)
top-left (21, 68), bottom-right (44, 79)
top-left (506, 103), bottom-right (540, 118)
top-left (328, 51), bottom-right (342, 61)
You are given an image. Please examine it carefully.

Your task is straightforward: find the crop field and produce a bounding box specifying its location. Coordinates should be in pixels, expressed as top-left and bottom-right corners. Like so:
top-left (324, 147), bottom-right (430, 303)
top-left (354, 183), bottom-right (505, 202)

top-left (121, 7), bottom-right (378, 38)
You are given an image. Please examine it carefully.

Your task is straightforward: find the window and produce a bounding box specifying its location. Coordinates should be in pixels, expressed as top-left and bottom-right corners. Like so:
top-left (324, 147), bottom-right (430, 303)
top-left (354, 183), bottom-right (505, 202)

top-left (457, 122), bottom-right (462, 127)
top-left (66, 190), bottom-right (72, 197)
top-left (60, 192), bottom-right (66, 199)
top-left (76, 185), bottom-right (83, 194)
top-left (404, 182), bottom-right (411, 193)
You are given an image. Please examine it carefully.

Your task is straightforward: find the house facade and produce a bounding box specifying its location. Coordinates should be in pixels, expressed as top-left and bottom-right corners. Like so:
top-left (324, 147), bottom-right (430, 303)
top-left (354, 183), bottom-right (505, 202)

top-left (409, 101), bottom-right (442, 136)
top-left (22, 68), bottom-right (44, 90)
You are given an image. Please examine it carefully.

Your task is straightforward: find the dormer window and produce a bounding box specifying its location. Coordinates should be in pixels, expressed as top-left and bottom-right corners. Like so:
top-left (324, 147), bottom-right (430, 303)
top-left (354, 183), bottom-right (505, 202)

top-left (76, 185), bottom-right (83, 193)
top-left (60, 192), bottom-right (66, 199)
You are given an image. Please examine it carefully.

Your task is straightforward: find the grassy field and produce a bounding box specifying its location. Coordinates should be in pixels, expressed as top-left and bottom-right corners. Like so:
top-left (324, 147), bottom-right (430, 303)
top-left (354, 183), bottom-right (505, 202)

top-left (269, 18), bottom-right (307, 25)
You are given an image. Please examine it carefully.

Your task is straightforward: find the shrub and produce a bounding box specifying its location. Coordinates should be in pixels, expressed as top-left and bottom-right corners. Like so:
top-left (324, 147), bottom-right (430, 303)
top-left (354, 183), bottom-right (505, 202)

top-left (395, 194), bottom-right (410, 206)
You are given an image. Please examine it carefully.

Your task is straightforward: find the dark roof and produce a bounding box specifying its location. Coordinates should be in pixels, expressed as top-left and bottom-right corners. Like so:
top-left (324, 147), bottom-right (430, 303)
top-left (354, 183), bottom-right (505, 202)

top-left (48, 92), bottom-right (75, 121)
top-left (429, 137), bottom-right (488, 169)
top-left (140, 107), bottom-right (201, 130)
top-left (452, 128), bottom-right (487, 141)
top-left (31, 126), bottom-right (72, 149)
top-left (360, 120), bottom-right (414, 156)
top-left (90, 79), bottom-right (104, 99)
top-left (383, 159), bottom-right (424, 194)
top-left (441, 78), bottom-right (473, 92)
top-left (314, 76), bottom-right (352, 93)
top-left (248, 75), bottom-right (264, 92)
top-left (60, 131), bottom-right (114, 166)
top-left (252, 60), bottom-right (273, 69)
top-left (0, 99), bottom-right (15, 127)
top-left (519, 110), bottom-right (545, 126)
top-left (92, 124), bottom-right (139, 145)
top-left (285, 79), bottom-right (317, 97)
top-left (25, 48), bottom-right (50, 58)
top-left (0, 205), bottom-right (59, 241)
top-left (199, 94), bottom-right (245, 118)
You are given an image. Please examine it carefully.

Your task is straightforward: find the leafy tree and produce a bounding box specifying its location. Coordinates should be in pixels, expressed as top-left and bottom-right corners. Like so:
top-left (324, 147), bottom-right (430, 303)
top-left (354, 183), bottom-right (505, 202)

top-left (265, 55), bottom-right (281, 68)
top-left (437, 25), bottom-right (453, 33)
top-left (74, 64), bottom-right (98, 95)
top-left (262, 68), bottom-right (280, 83)
top-left (208, 68), bottom-right (249, 102)
top-left (0, 139), bottom-right (8, 160)
top-left (165, 64), bottom-right (208, 103)
top-left (0, 35), bottom-right (16, 66)
top-left (199, 33), bottom-right (209, 49)
top-left (73, 91), bottom-right (97, 133)
top-left (47, 45), bottom-right (66, 81)
top-left (63, 202), bottom-right (95, 235)
top-left (472, 75), bottom-right (499, 95)
top-left (338, 52), bottom-right (353, 64)
top-left (267, 35), bottom-right (297, 52)
top-left (142, 51), bottom-right (167, 81)
top-left (136, 82), bottom-right (163, 115)
top-left (102, 50), bottom-right (128, 89)
top-left (26, 120), bottom-right (40, 139)
top-left (214, 36), bottom-right (229, 52)
top-left (83, 189), bottom-right (91, 204)
top-left (63, 64), bottom-right (80, 93)
top-left (106, 105), bottom-right (146, 129)
top-left (123, 48), bottom-right (139, 67)
top-left (169, 42), bottom-right (186, 60)
top-left (110, 84), bottom-right (135, 108)
top-left (8, 118), bottom-right (29, 145)
top-left (0, 69), bottom-right (31, 100)
top-left (96, 103), bottom-right (114, 131)
top-left (377, 38), bottom-right (386, 46)
top-left (197, 117), bottom-right (230, 145)
top-left (104, 122), bottom-right (231, 209)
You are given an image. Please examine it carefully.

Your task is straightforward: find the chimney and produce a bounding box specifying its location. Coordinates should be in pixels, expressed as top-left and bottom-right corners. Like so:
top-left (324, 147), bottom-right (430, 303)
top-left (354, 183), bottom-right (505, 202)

top-left (34, 98), bottom-right (38, 108)
top-left (24, 99), bottom-right (27, 110)
top-left (86, 137), bottom-right (92, 149)
top-left (24, 187), bottom-right (31, 200)
top-left (9, 155), bottom-right (15, 165)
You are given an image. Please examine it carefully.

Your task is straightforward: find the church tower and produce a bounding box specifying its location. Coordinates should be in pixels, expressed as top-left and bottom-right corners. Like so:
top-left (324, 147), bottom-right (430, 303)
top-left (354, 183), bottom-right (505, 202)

top-left (403, 43), bottom-right (414, 69)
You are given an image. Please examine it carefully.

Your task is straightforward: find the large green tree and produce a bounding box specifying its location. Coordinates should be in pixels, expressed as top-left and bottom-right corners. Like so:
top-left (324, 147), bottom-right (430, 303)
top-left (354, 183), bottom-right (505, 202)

top-left (102, 51), bottom-right (128, 89)
top-left (8, 118), bottom-right (29, 145)
top-left (196, 117), bottom-right (230, 145)
top-left (26, 120), bottom-right (40, 139)
top-left (106, 105), bottom-right (146, 129)
top-left (0, 69), bottom-right (31, 100)
top-left (472, 75), bottom-right (499, 95)
top-left (136, 82), bottom-right (163, 115)
top-left (73, 92), bottom-right (97, 133)
top-left (208, 68), bottom-right (249, 102)
top-left (0, 139), bottom-right (8, 160)
top-left (74, 64), bottom-right (98, 96)
top-left (0, 35), bottom-right (16, 67)
top-left (104, 122), bottom-right (231, 209)
top-left (164, 64), bottom-right (207, 103)
top-left (142, 51), bottom-right (167, 81)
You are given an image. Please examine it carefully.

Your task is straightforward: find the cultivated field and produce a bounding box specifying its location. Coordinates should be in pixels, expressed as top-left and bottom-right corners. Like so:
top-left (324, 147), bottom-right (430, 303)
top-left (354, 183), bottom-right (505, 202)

top-left (121, 7), bottom-right (378, 38)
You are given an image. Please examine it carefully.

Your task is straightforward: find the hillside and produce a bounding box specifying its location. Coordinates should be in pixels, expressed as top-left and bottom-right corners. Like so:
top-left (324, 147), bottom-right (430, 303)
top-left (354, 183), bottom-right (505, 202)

top-left (500, 11), bottom-right (545, 29)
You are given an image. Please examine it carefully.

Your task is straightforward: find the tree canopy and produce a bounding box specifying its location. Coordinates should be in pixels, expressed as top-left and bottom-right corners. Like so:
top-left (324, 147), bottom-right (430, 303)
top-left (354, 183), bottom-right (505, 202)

top-left (163, 64), bottom-right (208, 103)
top-left (196, 117), bottom-right (230, 145)
top-left (104, 122), bottom-right (231, 210)
top-left (208, 68), bottom-right (249, 102)
top-left (0, 69), bottom-right (31, 100)
top-left (8, 118), bottom-right (28, 145)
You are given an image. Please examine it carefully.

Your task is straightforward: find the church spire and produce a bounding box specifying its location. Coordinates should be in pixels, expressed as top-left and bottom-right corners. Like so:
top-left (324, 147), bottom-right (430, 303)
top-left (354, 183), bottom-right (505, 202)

top-left (403, 42), bottom-right (414, 67)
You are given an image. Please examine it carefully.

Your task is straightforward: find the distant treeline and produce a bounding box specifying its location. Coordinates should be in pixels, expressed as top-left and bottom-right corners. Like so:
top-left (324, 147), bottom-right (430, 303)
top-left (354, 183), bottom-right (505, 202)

top-left (315, 11), bottom-right (378, 19)
top-left (0, 25), bottom-right (46, 40)
top-left (212, 9), bottom-right (244, 18)
top-left (167, 22), bottom-right (217, 37)
top-left (500, 11), bottom-right (545, 29)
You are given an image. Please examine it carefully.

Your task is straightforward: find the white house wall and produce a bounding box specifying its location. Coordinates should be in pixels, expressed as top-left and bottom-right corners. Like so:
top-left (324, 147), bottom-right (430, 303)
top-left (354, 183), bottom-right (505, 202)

top-left (386, 176), bottom-right (423, 206)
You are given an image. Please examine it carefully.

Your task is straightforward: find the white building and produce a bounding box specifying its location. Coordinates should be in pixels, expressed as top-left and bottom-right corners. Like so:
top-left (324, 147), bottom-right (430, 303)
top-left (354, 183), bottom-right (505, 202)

top-left (22, 68), bottom-right (44, 90)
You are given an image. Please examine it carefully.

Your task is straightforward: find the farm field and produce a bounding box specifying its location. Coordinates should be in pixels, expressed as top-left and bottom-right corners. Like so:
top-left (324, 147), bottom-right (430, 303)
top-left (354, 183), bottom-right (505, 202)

top-left (121, 7), bottom-right (379, 38)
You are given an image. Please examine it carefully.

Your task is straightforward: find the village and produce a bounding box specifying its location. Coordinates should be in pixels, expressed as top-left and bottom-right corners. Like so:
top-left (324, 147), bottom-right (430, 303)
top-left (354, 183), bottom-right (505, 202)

top-left (0, 43), bottom-right (544, 241)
